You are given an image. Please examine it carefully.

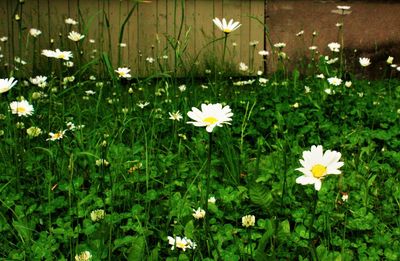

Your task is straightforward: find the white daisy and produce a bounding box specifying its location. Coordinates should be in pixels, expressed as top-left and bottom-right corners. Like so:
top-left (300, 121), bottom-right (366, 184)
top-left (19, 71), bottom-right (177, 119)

top-left (187, 103), bottom-right (233, 133)
top-left (296, 145), bottom-right (344, 191)
top-left (212, 17), bottom-right (241, 34)
top-left (359, 57), bottom-right (371, 67)
top-left (68, 31), bottom-right (85, 42)
top-left (0, 77), bottom-right (17, 94)
top-left (115, 67), bottom-right (131, 78)
top-left (9, 100), bottom-right (34, 117)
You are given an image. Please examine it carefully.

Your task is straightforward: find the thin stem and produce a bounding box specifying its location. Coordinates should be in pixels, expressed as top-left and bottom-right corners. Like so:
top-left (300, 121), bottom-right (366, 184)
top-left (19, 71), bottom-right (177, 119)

top-left (204, 132), bottom-right (212, 235)
top-left (309, 190), bottom-right (319, 260)
top-left (222, 33), bottom-right (228, 67)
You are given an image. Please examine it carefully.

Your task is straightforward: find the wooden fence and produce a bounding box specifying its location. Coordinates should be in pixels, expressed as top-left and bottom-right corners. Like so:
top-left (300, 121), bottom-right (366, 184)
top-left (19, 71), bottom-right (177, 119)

top-left (0, 0), bottom-right (266, 76)
top-left (1, 0), bottom-right (400, 77)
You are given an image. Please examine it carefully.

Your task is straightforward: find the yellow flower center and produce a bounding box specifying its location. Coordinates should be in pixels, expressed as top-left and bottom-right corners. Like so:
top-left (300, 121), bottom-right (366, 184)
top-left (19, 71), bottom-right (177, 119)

top-left (176, 241), bottom-right (187, 249)
top-left (17, 107), bottom-right (26, 113)
top-left (311, 164), bottom-right (326, 178)
top-left (53, 132), bottom-right (63, 139)
top-left (223, 29), bottom-right (231, 33)
top-left (203, 116), bottom-right (218, 125)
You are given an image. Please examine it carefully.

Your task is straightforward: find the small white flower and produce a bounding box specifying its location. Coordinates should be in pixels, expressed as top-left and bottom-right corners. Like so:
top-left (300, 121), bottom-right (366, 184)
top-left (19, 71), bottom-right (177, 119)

top-left (146, 57), bottom-right (155, 63)
top-left (239, 62), bottom-right (248, 71)
top-left (47, 130), bottom-right (66, 141)
top-left (359, 57), bottom-right (371, 67)
top-left (387, 56), bottom-right (394, 64)
top-left (30, 75), bottom-right (47, 88)
top-left (178, 84), bottom-right (186, 92)
top-left (65, 18), bottom-right (78, 25)
top-left (316, 74), bottom-right (325, 79)
top-left (259, 78), bottom-right (268, 84)
top-left (327, 76), bottom-right (342, 86)
top-left (342, 192), bottom-right (349, 202)
top-left (68, 31), bottom-right (85, 42)
top-left (192, 207), bottom-right (206, 219)
top-left (85, 90), bottom-right (96, 95)
top-left (326, 57), bottom-right (339, 64)
top-left (324, 88), bottom-right (333, 95)
top-left (304, 86), bottom-right (311, 93)
top-left (337, 5), bottom-right (351, 10)
top-left (249, 40), bottom-right (259, 46)
top-left (309, 46), bottom-right (318, 51)
top-left (29, 28), bottom-right (42, 37)
top-left (115, 67), bottom-right (131, 78)
top-left (0, 36), bottom-right (8, 42)
top-left (137, 101), bottom-right (150, 109)
top-left (345, 81), bottom-right (352, 88)
top-left (242, 215), bottom-right (256, 227)
top-left (296, 30), bottom-right (304, 36)
top-left (328, 42), bottom-right (341, 52)
top-left (118, 42), bottom-right (127, 47)
top-left (274, 42), bottom-right (286, 48)
top-left (14, 56), bottom-right (27, 65)
top-left (336, 23), bottom-right (343, 27)
top-left (169, 111), bottom-right (183, 121)
top-left (168, 236), bottom-right (195, 251)
top-left (208, 197), bottom-right (216, 204)
top-left (258, 50), bottom-right (269, 56)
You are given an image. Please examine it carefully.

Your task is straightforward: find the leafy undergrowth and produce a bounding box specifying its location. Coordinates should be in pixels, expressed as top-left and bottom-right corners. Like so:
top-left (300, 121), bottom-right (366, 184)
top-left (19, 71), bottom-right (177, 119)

top-left (1, 72), bottom-right (400, 260)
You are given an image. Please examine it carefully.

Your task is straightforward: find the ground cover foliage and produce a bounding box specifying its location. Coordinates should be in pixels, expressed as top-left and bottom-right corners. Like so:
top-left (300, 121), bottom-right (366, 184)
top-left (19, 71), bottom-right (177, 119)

top-left (1, 3), bottom-right (400, 261)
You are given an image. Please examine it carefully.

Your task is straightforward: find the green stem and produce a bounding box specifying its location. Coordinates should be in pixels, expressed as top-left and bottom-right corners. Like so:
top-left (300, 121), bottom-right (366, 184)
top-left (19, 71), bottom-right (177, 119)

top-left (309, 190), bottom-right (319, 259)
top-left (222, 33), bottom-right (228, 67)
top-left (204, 132), bottom-right (212, 236)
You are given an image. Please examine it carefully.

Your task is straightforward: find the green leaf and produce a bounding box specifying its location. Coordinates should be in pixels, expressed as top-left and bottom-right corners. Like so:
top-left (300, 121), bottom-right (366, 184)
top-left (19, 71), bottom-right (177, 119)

top-left (249, 183), bottom-right (272, 208)
top-left (127, 236), bottom-right (146, 261)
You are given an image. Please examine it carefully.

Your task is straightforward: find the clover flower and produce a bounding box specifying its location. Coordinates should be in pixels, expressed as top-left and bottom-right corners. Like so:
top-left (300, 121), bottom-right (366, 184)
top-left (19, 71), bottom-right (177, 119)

top-left (90, 209), bottom-right (105, 222)
top-left (27, 126), bottom-right (42, 137)
top-left (192, 207), bottom-right (206, 219)
top-left (242, 215), bottom-right (256, 227)
top-left (74, 251), bottom-right (92, 261)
